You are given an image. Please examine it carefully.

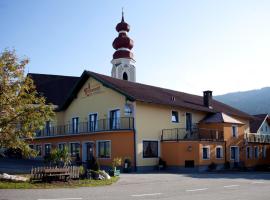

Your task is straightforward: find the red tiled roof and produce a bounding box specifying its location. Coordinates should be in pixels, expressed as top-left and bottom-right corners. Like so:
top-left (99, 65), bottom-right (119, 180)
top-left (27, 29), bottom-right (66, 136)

top-left (59, 71), bottom-right (252, 119)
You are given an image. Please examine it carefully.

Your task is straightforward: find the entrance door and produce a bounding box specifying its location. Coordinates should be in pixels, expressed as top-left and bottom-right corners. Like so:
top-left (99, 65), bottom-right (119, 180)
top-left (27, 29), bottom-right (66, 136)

top-left (82, 142), bottom-right (94, 162)
top-left (230, 146), bottom-right (239, 163)
top-left (186, 113), bottom-right (192, 132)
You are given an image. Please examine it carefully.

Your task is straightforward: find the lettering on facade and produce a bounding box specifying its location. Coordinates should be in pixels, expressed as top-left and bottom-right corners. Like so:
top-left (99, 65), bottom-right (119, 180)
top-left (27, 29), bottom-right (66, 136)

top-left (83, 83), bottom-right (101, 97)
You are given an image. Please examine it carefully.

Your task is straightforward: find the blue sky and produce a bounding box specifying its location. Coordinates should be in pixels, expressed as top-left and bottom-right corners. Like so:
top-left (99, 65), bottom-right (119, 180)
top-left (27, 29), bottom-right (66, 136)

top-left (1, 0), bottom-right (270, 95)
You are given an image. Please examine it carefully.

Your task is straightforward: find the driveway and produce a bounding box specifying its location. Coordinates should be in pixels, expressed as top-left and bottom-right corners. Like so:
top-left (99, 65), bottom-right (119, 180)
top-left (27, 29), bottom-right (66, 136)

top-left (1, 172), bottom-right (270, 200)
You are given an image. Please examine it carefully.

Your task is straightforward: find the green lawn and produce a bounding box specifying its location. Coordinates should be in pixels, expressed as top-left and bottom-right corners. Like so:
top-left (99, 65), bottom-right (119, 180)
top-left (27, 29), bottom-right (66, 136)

top-left (0, 177), bottom-right (119, 189)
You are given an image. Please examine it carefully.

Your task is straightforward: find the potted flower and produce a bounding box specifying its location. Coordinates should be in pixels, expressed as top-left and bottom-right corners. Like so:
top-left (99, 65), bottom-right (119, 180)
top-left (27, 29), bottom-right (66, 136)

top-left (109, 157), bottom-right (122, 176)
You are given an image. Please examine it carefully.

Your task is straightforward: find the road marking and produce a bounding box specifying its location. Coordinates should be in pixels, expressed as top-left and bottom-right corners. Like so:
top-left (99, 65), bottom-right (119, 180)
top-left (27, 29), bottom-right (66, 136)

top-left (38, 198), bottom-right (82, 200)
top-left (223, 185), bottom-right (240, 188)
top-left (131, 193), bottom-right (162, 197)
top-left (252, 181), bottom-right (265, 184)
top-left (186, 188), bottom-right (208, 192)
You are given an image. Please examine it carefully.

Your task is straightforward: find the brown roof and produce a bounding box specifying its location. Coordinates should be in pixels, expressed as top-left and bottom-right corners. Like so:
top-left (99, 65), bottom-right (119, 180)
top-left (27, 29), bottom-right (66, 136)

top-left (59, 71), bottom-right (252, 119)
top-left (250, 114), bottom-right (269, 133)
top-left (200, 112), bottom-right (244, 124)
top-left (28, 73), bottom-right (80, 106)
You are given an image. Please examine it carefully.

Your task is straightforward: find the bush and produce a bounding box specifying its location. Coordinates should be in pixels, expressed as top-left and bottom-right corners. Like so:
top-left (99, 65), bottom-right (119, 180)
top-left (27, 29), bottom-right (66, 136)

top-left (112, 157), bottom-right (122, 169)
top-left (87, 157), bottom-right (100, 171)
top-left (79, 165), bottom-right (85, 178)
top-left (254, 164), bottom-right (270, 171)
top-left (208, 162), bottom-right (217, 171)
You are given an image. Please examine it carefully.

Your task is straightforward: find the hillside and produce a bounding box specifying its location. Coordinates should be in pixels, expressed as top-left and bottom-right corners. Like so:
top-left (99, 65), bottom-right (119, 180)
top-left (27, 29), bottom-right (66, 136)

top-left (215, 87), bottom-right (270, 115)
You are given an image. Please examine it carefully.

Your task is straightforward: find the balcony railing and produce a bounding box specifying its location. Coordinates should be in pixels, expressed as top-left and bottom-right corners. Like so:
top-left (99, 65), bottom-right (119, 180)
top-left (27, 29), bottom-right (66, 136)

top-left (245, 133), bottom-right (270, 144)
top-left (161, 128), bottom-right (224, 142)
top-left (36, 117), bottom-right (134, 138)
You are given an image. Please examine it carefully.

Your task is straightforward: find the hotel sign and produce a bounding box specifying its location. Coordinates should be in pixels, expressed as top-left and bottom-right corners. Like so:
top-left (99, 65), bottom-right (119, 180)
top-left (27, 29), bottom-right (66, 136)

top-left (83, 83), bottom-right (101, 97)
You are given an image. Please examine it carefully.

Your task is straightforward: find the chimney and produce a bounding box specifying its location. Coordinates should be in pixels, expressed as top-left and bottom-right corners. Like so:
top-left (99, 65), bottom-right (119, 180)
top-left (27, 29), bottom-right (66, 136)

top-left (203, 90), bottom-right (213, 108)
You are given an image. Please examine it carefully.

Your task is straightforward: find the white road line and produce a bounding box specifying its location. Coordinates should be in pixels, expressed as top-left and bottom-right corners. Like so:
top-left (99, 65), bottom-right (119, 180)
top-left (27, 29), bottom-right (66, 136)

top-left (38, 198), bottom-right (82, 200)
top-left (131, 193), bottom-right (162, 197)
top-left (186, 188), bottom-right (208, 192)
top-left (252, 181), bottom-right (265, 184)
top-left (223, 185), bottom-right (240, 188)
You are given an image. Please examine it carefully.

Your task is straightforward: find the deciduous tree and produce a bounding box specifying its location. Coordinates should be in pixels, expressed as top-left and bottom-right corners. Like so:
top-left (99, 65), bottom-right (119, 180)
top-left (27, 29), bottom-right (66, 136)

top-left (0, 49), bottom-right (54, 157)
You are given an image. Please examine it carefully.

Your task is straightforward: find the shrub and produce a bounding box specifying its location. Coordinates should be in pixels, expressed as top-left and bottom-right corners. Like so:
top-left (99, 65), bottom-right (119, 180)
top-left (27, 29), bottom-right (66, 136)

top-left (87, 156), bottom-right (100, 171)
top-left (208, 162), bottom-right (217, 171)
top-left (112, 157), bottom-right (122, 169)
top-left (79, 165), bottom-right (85, 178)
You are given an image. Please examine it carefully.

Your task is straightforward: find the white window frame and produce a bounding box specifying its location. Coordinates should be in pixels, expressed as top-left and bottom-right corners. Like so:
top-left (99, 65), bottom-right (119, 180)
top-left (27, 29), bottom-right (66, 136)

top-left (232, 125), bottom-right (238, 138)
top-left (96, 140), bottom-right (111, 159)
top-left (142, 139), bottom-right (160, 159)
top-left (171, 110), bottom-right (179, 123)
top-left (246, 146), bottom-right (252, 159)
top-left (202, 146), bottom-right (210, 160)
top-left (215, 146), bottom-right (223, 159)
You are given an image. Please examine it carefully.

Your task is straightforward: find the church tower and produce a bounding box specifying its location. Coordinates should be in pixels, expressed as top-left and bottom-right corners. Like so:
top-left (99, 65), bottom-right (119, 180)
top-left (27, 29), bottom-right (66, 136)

top-left (111, 11), bottom-right (136, 82)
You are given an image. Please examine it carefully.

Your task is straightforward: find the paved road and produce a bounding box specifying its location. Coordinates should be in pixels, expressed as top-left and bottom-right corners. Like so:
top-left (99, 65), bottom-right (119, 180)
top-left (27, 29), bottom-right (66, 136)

top-left (1, 172), bottom-right (270, 200)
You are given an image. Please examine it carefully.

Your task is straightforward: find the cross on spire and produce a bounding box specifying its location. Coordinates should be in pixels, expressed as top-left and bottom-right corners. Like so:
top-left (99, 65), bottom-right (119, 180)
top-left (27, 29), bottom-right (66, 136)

top-left (121, 7), bottom-right (125, 22)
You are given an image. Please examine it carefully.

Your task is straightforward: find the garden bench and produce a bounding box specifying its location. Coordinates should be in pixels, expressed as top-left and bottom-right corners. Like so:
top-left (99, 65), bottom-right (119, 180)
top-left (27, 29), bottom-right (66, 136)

top-left (43, 168), bottom-right (70, 182)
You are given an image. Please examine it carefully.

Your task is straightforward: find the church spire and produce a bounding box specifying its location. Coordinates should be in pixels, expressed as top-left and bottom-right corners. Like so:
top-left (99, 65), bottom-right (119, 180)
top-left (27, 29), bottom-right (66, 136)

top-left (111, 11), bottom-right (136, 82)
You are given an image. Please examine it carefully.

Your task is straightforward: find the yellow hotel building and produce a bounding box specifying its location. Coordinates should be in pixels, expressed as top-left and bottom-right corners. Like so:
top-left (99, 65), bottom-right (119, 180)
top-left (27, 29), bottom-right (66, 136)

top-left (29, 13), bottom-right (270, 172)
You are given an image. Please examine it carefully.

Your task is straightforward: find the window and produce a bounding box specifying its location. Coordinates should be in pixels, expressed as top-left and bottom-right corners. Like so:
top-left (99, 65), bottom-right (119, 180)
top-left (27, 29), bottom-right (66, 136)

top-left (216, 146), bottom-right (223, 159)
top-left (232, 125), bottom-right (238, 137)
top-left (72, 117), bottom-right (79, 133)
top-left (44, 144), bottom-right (51, 156)
top-left (110, 109), bottom-right (120, 129)
top-left (35, 145), bottom-right (42, 156)
top-left (29, 144), bottom-right (34, 149)
top-left (143, 141), bottom-right (158, 158)
top-left (246, 146), bottom-right (252, 159)
top-left (254, 146), bottom-right (259, 159)
top-left (123, 72), bottom-right (128, 80)
top-left (266, 126), bottom-right (268, 132)
top-left (97, 141), bottom-right (111, 158)
top-left (89, 113), bottom-right (98, 132)
top-left (202, 146), bottom-right (210, 160)
top-left (58, 143), bottom-right (66, 150)
top-left (70, 143), bottom-right (80, 157)
top-left (171, 111), bottom-right (179, 123)
top-left (263, 146), bottom-right (267, 159)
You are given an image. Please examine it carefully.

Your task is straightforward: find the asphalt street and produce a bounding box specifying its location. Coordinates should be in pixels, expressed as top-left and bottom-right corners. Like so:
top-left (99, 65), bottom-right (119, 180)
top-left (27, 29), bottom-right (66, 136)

top-left (1, 172), bottom-right (270, 200)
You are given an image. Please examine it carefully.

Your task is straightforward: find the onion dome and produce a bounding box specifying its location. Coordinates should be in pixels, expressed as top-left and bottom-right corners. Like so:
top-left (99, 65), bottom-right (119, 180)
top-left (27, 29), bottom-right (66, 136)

top-left (112, 11), bottom-right (134, 60)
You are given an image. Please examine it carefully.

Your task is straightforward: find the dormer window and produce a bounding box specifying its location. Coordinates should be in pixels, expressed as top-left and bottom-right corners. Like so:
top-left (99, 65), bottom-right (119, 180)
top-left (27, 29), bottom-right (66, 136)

top-left (171, 111), bottom-right (179, 123)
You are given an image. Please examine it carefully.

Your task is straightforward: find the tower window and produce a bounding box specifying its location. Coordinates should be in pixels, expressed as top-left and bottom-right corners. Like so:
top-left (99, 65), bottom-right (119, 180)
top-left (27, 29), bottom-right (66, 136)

top-left (123, 72), bottom-right (128, 80)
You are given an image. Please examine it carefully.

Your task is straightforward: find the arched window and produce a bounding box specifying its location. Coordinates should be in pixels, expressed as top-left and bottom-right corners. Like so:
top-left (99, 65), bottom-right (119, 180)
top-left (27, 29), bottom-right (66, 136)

top-left (123, 72), bottom-right (128, 80)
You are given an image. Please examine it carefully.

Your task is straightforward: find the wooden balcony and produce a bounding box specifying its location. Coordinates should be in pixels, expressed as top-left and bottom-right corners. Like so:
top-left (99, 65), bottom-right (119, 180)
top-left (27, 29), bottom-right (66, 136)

top-left (161, 128), bottom-right (224, 142)
top-left (245, 133), bottom-right (270, 144)
top-left (35, 117), bottom-right (134, 138)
